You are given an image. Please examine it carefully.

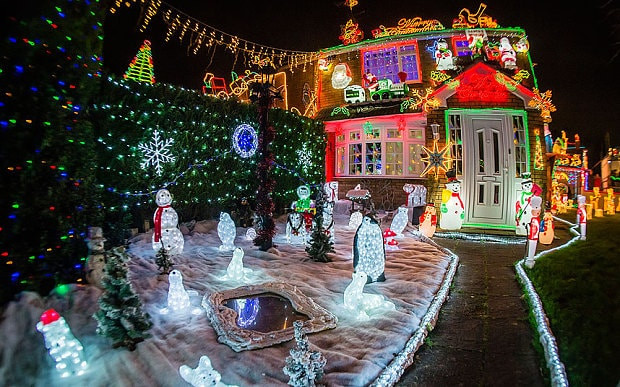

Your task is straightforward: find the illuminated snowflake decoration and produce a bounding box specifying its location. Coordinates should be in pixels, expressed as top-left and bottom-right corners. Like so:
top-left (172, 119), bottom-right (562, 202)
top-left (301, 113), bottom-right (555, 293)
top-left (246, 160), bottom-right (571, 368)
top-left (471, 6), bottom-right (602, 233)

top-left (296, 144), bottom-right (312, 175)
top-left (400, 87), bottom-right (440, 112)
top-left (138, 129), bottom-right (175, 176)
top-left (528, 88), bottom-right (556, 123)
top-left (420, 140), bottom-right (452, 176)
top-left (232, 124), bottom-right (258, 158)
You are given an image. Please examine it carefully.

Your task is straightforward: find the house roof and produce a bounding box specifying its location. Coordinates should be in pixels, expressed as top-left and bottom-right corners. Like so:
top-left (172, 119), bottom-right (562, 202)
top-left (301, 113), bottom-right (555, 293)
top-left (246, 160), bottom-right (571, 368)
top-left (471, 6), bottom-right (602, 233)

top-left (432, 61), bottom-right (535, 107)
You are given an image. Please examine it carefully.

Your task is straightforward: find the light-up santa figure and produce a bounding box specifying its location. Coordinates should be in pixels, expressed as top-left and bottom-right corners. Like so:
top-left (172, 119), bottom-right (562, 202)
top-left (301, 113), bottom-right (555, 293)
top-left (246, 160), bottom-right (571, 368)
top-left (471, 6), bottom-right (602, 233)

top-left (440, 172), bottom-right (464, 230)
top-left (577, 195), bottom-right (587, 240)
top-left (524, 196), bottom-right (542, 268)
top-left (36, 308), bottom-right (88, 378)
top-left (353, 215), bottom-right (385, 283)
top-left (499, 37), bottom-right (517, 69)
top-left (152, 188), bottom-right (184, 255)
top-left (435, 39), bottom-right (456, 71)
top-left (419, 204), bottom-right (437, 238)
top-left (538, 209), bottom-right (555, 245)
top-left (217, 212), bottom-right (236, 251)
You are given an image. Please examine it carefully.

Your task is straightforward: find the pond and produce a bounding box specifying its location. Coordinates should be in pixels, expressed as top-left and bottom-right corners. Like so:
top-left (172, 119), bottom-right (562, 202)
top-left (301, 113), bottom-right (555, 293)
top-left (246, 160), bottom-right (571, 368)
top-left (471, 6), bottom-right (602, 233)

top-left (223, 293), bottom-right (309, 333)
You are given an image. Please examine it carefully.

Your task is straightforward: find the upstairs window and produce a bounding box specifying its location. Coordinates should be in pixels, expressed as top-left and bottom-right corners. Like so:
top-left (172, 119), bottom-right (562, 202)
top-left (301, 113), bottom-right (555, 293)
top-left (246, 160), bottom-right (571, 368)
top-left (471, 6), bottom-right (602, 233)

top-left (452, 36), bottom-right (472, 57)
top-left (363, 41), bottom-right (421, 83)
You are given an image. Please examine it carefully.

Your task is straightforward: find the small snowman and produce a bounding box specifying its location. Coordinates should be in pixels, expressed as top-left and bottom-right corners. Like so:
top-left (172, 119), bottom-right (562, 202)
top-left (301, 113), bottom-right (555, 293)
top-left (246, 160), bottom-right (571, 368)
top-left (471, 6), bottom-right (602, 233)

top-left (152, 188), bottom-right (184, 255)
top-left (538, 209), bottom-right (555, 245)
top-left (390, 206), bottom-right (409, 237)
top-left (515, 172), bottom-right (538, 236)
top-left (440, 171), bottom-right (465, 230)
top-left (217, 212), bottom-right (236, 251)
top-left (419, 204), bottom-right (437, 238)
top-left (85, 226), bottom-right (106, 289)
top-left (499, 37), bottom-right (517, 69)
top-left (36, 308), bottom-right (88, 378)
top-left (353, 215), bottom-right (386, 283)
top-left (435, 39), bottom-right (456, 71)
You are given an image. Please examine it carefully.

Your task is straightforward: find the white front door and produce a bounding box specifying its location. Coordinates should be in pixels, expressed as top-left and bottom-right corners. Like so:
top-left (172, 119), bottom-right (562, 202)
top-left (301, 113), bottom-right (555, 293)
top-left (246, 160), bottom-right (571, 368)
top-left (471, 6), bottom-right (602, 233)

top-left (463, 114), bottom-right (512, 226)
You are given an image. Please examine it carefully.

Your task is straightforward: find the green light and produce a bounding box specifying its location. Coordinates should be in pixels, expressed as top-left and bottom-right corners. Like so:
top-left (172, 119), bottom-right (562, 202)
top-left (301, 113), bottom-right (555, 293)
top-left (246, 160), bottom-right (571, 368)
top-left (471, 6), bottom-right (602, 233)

top-left (55, 284), bottom-right (70, 296)
top-left (11, 203), bottom-right (19, 209)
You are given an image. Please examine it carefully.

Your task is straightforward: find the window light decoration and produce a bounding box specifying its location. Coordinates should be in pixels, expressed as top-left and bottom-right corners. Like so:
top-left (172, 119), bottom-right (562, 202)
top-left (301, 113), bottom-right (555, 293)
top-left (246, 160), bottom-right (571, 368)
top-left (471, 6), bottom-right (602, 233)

top-left (434, 39), bottom-right (457, 71)
top-left (353, 215), bottom-right (386, 283)
top-left (499, 37), bottom-right (517, 69)
top-left (139, 129), bottom-right (176, 176)
top-left (343, 271), bottom-right (395, 321)
top-left (390, 207), bottom-right (409, 237)
top-left (123, 40), bottom-right (155, 84)
top-left (232, 124), bottom-right (258, 158)
top-left (217, 212), bottom-right (237, 251)
top-left (36, 309), bottom-right (88, 378)
top-left (440, 173), bottom-right (465, 230)
top-left (331, 63), bottom-right (352, 89)
top-left (179, 355), bottom-right (238, 387)
top-left (152, 189), bottom-right (184, 255)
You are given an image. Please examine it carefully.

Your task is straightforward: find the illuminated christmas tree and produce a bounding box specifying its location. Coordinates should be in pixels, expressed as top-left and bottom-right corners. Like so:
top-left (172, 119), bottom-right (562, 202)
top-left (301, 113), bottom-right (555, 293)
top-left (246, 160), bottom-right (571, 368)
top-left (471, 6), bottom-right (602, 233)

top-left (123, 40), bottom-right (156, 84)
top-left (283, 321), bottom-right (326, 387)
top-left (534, 128), bottom-right (545, 170)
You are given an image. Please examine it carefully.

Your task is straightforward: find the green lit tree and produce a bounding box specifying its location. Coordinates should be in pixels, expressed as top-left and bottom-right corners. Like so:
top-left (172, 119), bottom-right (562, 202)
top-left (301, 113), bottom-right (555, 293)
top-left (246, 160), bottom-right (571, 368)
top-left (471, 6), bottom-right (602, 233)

top-left (94, 247), bottom-right (152, 351)
top-left (305, 187), bottom-right (334, 262)
top-left (123, 40), bottom-right (155, 84)
top-left (0, 0), bottom-right (105, 304)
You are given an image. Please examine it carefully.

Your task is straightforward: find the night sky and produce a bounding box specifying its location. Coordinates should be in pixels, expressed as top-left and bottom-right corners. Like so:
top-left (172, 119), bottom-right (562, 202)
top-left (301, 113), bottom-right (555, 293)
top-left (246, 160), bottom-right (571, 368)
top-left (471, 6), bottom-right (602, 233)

top-left (103, 0), bottom-right (620, 167)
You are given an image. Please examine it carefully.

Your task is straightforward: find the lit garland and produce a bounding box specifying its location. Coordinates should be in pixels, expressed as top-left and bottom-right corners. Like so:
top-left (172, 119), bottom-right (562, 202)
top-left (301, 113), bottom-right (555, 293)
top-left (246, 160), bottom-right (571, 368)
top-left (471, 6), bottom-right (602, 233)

top-left (533, 128), bottom-right (545, 170)
top-left (109, 0), bottom-right (319, 70)
top-left (528, 88), bottom-right (557, 123)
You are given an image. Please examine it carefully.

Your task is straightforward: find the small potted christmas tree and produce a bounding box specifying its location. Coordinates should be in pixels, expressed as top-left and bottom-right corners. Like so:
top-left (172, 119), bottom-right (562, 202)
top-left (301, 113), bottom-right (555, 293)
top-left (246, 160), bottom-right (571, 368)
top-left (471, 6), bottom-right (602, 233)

top-left (93, 247), bottom-right (152, 350)
top-left (283, 321), bottom-right (326, 387)
top-left (155, 244), bottom-right (173, 274)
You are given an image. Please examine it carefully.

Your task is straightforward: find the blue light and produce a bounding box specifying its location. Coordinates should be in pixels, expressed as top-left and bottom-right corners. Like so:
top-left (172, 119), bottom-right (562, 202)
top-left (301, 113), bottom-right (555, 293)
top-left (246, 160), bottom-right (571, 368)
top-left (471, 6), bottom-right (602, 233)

top-left (11, 272), bottom-right (20, 282)
top-left (15, 65), bottom-right (23, 74)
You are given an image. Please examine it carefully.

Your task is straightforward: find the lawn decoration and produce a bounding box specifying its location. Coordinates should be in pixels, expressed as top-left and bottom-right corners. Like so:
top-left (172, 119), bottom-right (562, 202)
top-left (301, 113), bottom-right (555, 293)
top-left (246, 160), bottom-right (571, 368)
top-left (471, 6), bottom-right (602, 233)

top-left (286, 212), bottom-right (308, 245)
top-left (152, 189), bottom-right (184, 255)
top-left (86, 226), bottom-right (106, 288)
top-left (324, 181), bottom-right (339, 202)
top-left (524, 195), bottom-right (542, 268)
top-left (306, 189), bottom-right (334, 262)
top-left (222, 248), bottom-right (252, 282)
top-left (217, 212), bottom-right (237, 252)
top-left (180, 355), bottom-right (238, 387)
top-left (353, 215), bottom-right (386, 283)
top-left (383, 228), bottom-right (398, 251)
top-left (515, 172), bottom-right (540, 236)
top-left (591, 187), bottom-right (603, 217)
top-left (440, 171), bottom-right (464, 230)
top-left (322, 200), bottom-right (335, 243)
top-left (348, 211), bottom-right (363, 229)
top-left (343, 271), bottom-right (395, 321)
top-left (245, 228), bottom-right (257, 241)
top-left (577, 195), bottom-right (587, 240)
top-left (161, 269), bottom-right (190, 314)
top-left (390, 206), bottom-right (409, 237)
top-left (419, 204), bottom-right (437, 238)
top-left (283, 320), bottom-right (326, 387)
top-left (538, 209), bottom-right (554, 245)
top-left (605, 188), bottom-right (615, 215)
top-left (155, 246), bottom-right (173, 274)
top-left (37, 309), bottom-right (88, 378)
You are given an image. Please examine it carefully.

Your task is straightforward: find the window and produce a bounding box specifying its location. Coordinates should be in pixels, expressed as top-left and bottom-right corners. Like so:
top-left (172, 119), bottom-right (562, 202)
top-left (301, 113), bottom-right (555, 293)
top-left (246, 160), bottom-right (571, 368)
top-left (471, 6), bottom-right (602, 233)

top-left (333, 118), bottom-right (425, 177)
top-left (363, 41), bottom-right (421, 83)
top-left (512, 115), bottom-right (528, 177)
top-left (452, 36), bottom-right (472, 57)
top-left (448, 114), bottom-right (463, 175)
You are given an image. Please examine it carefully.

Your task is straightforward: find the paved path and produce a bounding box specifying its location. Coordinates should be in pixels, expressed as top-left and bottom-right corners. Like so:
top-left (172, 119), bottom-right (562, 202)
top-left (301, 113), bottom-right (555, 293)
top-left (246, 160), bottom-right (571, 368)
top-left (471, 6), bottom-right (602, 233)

top-left (394, 225), bottom-right (574, 386)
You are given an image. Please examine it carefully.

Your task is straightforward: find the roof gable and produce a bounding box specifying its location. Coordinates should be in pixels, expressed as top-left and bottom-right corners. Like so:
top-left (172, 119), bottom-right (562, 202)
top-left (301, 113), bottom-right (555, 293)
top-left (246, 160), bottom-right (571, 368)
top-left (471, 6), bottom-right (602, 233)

top-left (432, 62), bottom-right (534, 107)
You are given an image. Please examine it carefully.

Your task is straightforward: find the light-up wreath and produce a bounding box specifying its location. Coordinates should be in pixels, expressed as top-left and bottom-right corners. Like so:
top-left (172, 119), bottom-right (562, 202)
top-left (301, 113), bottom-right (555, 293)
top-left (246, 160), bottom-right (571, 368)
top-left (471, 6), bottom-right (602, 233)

top-left (232, 124), bottom-right (258, 158)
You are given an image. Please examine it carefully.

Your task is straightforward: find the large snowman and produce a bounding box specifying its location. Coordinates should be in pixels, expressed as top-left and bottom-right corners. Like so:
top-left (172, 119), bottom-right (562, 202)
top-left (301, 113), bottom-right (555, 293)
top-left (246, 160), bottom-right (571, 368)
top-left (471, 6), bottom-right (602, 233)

top-left (152, 188), bottom-right (184, 255)
top-left (435, 38), bottom-right (457, 71)
top-left (440, 174), bottom-right (465, 230)
top-left (515, 173), bottom-right (539, 236)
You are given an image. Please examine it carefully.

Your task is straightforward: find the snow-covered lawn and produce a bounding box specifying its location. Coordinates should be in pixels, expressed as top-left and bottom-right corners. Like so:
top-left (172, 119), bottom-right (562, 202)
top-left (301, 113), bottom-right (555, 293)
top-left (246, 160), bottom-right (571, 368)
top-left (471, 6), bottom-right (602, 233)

top-left (0, 209), bottom-right (456, 387)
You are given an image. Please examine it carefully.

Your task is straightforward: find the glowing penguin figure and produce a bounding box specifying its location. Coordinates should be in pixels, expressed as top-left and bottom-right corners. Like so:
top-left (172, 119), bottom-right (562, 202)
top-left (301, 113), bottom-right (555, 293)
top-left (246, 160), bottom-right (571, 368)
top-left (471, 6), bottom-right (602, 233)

top-left (217, 212), bottom-right (236, 251)
top-left (353, 215), bottom-right (386, 283)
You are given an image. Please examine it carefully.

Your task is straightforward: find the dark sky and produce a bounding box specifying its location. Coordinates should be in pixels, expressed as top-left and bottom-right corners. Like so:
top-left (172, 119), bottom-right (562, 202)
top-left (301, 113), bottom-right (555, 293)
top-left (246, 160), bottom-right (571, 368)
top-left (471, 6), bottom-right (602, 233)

top-left (103, 1), bottom-right (620, 167)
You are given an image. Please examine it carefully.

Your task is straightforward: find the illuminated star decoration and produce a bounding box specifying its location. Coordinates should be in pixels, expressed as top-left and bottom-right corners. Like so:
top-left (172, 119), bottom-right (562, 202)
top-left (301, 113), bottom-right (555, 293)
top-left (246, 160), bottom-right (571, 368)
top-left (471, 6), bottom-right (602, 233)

top-left (528, 88), bottom-right (556, 123)
top-left (139, 129), bottom-right (175, 176)
top-left (420, 141), bottom-right (452, 176)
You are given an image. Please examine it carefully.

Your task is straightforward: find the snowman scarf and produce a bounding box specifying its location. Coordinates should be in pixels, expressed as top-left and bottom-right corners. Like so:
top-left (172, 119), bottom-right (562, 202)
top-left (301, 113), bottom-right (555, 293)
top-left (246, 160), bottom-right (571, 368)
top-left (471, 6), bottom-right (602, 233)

top-left (154, 205), bottom-right (171, 243)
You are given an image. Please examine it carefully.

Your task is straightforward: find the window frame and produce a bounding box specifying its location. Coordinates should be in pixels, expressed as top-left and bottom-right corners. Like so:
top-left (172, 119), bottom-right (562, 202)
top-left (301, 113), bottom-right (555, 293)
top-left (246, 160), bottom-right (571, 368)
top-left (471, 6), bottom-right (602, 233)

top-left (361, 40), bottom-right (423, 84)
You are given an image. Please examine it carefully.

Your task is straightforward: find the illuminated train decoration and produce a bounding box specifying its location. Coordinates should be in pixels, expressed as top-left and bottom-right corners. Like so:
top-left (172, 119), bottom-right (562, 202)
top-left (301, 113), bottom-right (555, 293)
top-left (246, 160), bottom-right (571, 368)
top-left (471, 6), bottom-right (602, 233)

top-left (369, 79), bottom-right (409, 101)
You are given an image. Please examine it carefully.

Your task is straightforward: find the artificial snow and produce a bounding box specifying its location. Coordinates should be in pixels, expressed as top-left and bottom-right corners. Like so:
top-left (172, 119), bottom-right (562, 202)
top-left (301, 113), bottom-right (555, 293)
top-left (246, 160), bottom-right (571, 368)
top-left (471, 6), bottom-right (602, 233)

top-left (0, 204), bottom-right (454, 387)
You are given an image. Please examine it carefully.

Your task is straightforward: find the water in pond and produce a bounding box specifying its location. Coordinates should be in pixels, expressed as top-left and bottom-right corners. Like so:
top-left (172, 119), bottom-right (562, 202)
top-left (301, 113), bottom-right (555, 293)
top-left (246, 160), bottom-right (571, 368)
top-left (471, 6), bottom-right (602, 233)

top-left (223, 293), bottom-right (309, 333)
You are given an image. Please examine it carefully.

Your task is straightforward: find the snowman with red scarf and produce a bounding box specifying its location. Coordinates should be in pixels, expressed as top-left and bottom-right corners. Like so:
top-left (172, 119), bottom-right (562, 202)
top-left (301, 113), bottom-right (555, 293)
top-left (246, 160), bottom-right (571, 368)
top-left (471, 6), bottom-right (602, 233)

top-left (152, 188), bottom-right (184, 255)
top-left (440, 171), bottom-right (465, 230)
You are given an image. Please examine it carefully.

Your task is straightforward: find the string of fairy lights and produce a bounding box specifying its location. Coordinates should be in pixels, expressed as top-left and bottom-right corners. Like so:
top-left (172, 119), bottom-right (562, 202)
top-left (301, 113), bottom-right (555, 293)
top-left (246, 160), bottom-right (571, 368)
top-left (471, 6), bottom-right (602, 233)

top-left (108, 0), bottom-right (321, 71)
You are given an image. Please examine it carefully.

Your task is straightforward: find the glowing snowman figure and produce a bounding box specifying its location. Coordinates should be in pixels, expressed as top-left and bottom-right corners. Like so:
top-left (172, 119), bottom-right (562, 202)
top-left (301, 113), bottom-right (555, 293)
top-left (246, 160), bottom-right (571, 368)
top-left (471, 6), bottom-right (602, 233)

top-left (435, 38), bottom-right (456, 71)
top-left (217, 212), bottom-right (236, 251)
top-left (36, 308), bottom-right (88, 378)
top-left (152, 188), bottom-right (184, 255)
top-left (440, 176), bottom-right (465, 230)
top-left (515, 174), bottom-right (536, 236)
top-left (353, 215), bottom-right (386, 283)
top-left (324, 181), bottom-right (339, 202)
top-left (390, 206), bottom-right (409, 237)
top-left (419, 204), bottom-right (437, 238)
top-left (348, 211), bottom-right (363, 229)
top-left (180, 355), bottom-right (238, 387)
top-left (343, 271), bottom-right (395, 321)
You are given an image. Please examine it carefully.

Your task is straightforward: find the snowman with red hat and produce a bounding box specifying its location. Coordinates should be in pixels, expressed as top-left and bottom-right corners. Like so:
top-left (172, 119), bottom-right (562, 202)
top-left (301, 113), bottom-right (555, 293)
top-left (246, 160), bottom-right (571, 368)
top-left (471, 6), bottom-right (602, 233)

top-left (36, 308), bottom-right (88, 378)
top-left (440, 170), bottom-right (465, 230)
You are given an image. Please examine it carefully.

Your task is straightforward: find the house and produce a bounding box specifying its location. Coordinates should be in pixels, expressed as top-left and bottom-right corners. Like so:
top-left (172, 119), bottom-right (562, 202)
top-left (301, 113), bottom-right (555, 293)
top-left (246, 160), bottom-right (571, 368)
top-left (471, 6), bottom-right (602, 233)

top-left (280, 5), bottom-right (552, 230)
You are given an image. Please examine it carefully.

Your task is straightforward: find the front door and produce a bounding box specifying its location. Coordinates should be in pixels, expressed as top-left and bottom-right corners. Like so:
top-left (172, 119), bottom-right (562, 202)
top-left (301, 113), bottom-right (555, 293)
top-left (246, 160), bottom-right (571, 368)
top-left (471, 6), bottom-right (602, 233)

top-left (463, 114), bottom-right (512, 226)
